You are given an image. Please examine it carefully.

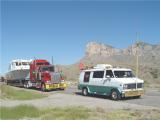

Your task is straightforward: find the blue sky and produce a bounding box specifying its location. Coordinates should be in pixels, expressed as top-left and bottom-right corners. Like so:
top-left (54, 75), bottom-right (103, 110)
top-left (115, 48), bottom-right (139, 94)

top-left (1, 0), bottom-right (160, 74)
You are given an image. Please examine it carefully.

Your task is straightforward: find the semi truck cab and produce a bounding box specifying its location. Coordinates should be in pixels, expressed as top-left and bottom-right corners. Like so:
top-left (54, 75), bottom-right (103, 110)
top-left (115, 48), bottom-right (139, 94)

top-left (24, 59), bottom-right (67, 91)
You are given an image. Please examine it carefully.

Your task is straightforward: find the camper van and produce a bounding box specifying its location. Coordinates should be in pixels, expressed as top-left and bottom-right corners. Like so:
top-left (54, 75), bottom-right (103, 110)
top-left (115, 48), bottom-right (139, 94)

top-left (78, 64), bottom-right (144, 100)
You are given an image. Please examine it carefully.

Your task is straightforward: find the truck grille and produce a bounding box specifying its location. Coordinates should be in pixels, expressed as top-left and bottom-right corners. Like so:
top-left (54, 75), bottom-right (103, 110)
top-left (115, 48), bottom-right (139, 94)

top-left (51, 73), bottom-right (61, 84)
top-left (127, 83), bottom-right (143, 89)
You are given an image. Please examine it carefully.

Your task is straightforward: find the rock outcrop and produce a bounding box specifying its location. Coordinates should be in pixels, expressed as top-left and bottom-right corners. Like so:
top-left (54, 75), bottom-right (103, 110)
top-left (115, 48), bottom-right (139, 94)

top-left (85, 41), bottom-right (160, 57)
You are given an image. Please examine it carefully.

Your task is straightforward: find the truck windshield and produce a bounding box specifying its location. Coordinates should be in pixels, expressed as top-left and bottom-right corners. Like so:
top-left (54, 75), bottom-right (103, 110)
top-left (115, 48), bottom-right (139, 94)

top-left (22, 62), bottom-right (29, 65)
top-left (36, 62), bottom-right (49, 65)
top-left (114, 71), bottom-right (135, 78)
top-left (42, 66), bottom-right (54, 72)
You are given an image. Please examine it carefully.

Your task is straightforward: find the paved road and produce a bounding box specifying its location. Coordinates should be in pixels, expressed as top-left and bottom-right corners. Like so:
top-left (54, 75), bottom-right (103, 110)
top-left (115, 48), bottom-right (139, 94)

top-left (56, 85), bottom-right (160, 108)
top-left (123, 89), bottom-right (160, 108)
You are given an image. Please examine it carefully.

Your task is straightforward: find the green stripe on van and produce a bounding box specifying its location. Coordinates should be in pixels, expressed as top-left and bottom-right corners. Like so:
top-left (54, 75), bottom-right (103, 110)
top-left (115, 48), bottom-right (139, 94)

top-left (78, 84), bottom-right (118, 96)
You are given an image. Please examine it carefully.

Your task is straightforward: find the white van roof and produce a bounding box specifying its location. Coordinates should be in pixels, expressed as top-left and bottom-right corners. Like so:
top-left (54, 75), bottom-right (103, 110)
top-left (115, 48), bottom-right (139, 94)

top-left (94, 64), bottom-right (113, 69)
top-left (82, 64), bottom-right (132, 72)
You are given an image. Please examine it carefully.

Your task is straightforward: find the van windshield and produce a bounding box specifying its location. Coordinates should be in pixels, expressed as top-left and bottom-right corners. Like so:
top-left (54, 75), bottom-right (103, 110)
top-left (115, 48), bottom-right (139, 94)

top-left (114, 71), bottom-right (135, 78)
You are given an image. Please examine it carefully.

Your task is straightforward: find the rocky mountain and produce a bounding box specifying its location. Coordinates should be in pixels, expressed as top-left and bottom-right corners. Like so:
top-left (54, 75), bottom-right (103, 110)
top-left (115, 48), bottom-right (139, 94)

top-left (59, 41), bottom-right (160, 88)
top-left (85, 41), bottom-right (160, 57)
top-left (84, 42), bottom-right (160, 68)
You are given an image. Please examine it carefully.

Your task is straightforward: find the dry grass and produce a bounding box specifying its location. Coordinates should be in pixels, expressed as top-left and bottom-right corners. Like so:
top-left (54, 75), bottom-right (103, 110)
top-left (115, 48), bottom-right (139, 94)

top-left (0, 84), bottom-right (47, 100)
top-left (1, 105), bottom-right (160, 120)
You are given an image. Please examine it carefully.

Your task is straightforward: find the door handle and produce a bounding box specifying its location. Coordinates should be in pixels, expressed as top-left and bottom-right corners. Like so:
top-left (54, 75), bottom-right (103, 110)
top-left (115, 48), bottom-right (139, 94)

top-left (103, 79), bottom-right (108, 84)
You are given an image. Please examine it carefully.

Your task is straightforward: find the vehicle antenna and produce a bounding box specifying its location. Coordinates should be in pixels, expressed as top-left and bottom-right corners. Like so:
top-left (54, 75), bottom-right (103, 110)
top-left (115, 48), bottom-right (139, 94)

top-left (136, 32), bottom-right (139, 78)
top-left (51, 56), bottom-right (54, 65)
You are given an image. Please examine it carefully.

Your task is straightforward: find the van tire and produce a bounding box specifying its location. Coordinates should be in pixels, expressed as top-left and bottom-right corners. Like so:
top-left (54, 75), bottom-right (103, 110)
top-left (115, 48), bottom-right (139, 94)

top-left (111, 90), bottom-right (121, 100)
top-left (82, 88), bottom-right (88, 96)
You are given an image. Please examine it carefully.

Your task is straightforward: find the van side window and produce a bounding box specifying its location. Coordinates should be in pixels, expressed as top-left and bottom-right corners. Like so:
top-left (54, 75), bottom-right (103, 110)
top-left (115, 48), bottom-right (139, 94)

top-left (84, 72), bottom-right (90, 82)
top-left (93, 71), bottom-right (104, 78)
top-left (106, 70), bottom-right (114, 78)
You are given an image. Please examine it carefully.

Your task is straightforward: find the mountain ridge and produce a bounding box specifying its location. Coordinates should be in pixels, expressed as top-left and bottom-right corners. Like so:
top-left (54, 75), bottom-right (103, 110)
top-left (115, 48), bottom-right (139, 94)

top-left (85, 41), bottom-right (160, 57)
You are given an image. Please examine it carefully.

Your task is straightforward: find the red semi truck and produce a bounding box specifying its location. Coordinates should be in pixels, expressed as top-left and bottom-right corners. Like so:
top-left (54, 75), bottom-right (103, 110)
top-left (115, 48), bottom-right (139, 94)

top-left (6, 59), bottom-right (67, 91)
top-left (24, 59), bottom-right (67, 91)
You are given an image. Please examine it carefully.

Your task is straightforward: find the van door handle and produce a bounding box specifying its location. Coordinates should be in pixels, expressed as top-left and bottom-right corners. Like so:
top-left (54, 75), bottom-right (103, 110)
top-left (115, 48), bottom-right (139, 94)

top-left (103, 79), bottom-right (107, 84)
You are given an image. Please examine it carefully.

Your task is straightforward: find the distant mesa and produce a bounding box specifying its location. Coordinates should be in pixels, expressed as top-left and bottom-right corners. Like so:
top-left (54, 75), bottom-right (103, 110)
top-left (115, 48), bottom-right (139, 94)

top-left (85, 41), bottom-right (160, 57)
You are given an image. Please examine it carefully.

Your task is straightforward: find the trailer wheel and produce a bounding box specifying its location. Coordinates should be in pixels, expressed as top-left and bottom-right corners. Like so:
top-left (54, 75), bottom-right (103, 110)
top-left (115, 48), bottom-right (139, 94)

top-left (82, 88), bottom-right (88, 96)
top-left (110, 90), bottom-right (121, 100)
top-left (26, 83), bottom-right (30, 89)
top-left (24, 83), bottom-right (27, 88)
top-left (6, 80), bottom-right (8, 85)
top-left (24, 82), bottom-right (29, 88)
top-left (41, 84), bottom-right (46, 92)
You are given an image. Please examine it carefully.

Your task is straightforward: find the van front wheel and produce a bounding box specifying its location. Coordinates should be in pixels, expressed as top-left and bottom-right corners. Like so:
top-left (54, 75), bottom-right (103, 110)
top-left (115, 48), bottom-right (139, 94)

top-left (82, 88), bottom-right (88, 96)
top-left (111, 90), bottom-right (121, 100)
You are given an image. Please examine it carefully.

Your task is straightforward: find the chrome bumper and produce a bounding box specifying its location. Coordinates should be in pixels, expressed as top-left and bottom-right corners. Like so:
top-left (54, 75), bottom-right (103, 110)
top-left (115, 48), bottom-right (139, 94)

top-left (122, 90), bottom-right (144, 97)
top-left (45, 82), bottom-right (67, 90)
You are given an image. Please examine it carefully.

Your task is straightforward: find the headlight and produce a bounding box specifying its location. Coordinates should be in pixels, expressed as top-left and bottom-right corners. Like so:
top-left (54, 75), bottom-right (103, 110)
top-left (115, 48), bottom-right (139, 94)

top-left (123, 84), bottom-right (128, 89)
top-left (46, 81), bottom-right (51, 84)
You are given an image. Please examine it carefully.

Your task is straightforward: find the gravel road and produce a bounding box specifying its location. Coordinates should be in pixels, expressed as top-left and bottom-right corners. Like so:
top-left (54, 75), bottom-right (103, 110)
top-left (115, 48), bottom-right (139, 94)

top-left (1, 85), bottom-right (160, 111)
top-left (1, 92), bottom-right (158, 111)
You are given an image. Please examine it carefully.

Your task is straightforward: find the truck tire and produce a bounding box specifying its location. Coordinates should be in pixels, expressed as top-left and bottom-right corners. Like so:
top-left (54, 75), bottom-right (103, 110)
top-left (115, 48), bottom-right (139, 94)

top-left (82, 88), bottom-right (88, 96)
top-left (41, 83), bottom-right (46, 92)
top-left (111, 90), bottom-right (121, 100)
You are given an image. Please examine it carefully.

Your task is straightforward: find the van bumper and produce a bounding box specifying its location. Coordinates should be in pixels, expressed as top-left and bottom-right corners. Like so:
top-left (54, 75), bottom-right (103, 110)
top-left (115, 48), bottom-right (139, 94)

top-left (122, 89), bottom-right (144, 97)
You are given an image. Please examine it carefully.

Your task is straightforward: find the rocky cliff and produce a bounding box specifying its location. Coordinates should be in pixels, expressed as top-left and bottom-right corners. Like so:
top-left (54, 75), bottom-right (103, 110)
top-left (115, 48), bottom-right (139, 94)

top-left (85, 41), bottom-right (160, 57)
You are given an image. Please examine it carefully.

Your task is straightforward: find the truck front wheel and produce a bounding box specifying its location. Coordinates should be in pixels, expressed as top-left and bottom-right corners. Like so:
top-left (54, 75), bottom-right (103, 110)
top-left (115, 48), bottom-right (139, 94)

top-left (41, 84), bottom-right (46, 92)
